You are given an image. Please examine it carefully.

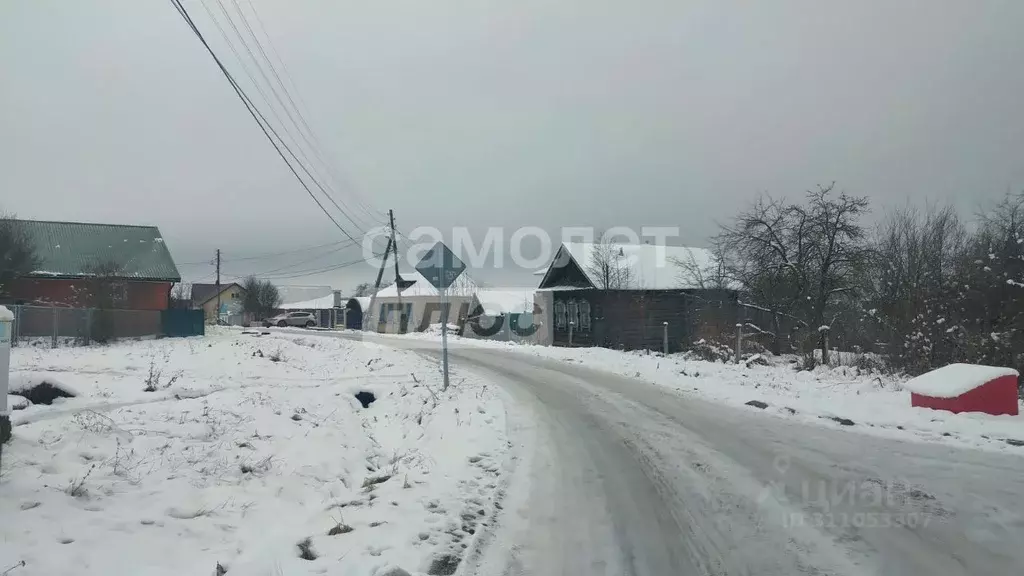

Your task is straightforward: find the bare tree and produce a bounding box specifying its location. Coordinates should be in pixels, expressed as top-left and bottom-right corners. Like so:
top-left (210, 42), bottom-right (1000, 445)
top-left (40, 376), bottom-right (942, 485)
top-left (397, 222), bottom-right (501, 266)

top-left (82, 260), bottom-right (128, 343)
top-left (352, 282), bottom-right (375, 297)
top-left (861, 204), bottom-right (967, 371)
top-left (587, 236), bottom-right (634, 290)
top-left (714, 184), bottom-right (870, 361)
top-left (800, 185), bottom-right (872, 362)
top-left (170, 283), bottom-right (192, 309)
top-left (714, 194), bottom-right (812, 353)
top-left (671, 245), bottom-right (730, 290)
top-left (0, 213), bottom-right (39, 297)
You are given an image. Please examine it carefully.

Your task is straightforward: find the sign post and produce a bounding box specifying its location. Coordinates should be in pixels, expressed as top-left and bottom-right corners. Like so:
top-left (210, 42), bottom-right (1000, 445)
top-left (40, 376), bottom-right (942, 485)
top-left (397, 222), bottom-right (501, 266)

top-left (416, 242), bottom-right (466, 391)
top-left (440, 282), bottom-right (449, 390)
top-left (1, 306), bottom-right (13, 443)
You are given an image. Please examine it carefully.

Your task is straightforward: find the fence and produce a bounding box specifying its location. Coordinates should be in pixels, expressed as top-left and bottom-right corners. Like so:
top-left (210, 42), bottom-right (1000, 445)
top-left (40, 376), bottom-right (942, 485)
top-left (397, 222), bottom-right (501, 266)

top-left (7, 305), bottom-right (203, 346)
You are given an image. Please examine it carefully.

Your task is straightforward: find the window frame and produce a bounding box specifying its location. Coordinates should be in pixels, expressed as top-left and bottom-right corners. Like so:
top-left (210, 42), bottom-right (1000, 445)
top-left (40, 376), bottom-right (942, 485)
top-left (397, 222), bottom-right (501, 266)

top-left (578, 299), bottom-right (591, 331)
top-left (554, 300), bottom-right (566, 330)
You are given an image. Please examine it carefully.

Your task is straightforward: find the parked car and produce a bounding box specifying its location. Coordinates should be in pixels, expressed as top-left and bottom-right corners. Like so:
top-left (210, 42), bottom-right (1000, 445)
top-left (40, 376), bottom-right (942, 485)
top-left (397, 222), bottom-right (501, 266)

top-left (263, 311), bottom-right (317, 328)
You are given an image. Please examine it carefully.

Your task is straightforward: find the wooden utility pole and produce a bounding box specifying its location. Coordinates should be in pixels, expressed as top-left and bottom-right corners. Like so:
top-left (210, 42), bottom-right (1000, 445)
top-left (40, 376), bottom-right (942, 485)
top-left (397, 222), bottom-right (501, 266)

top-left (215, 249), bottom-right (221, 325)
top-left (388, 210), bottom-right (404, 333)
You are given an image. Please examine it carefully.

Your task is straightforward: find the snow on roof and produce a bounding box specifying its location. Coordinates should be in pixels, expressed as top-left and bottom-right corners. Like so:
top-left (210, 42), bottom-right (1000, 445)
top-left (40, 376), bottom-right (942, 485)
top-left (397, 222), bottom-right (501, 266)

top-left (347, 296), bottom-right (371, 311)
top-left (278, 294), bottom-right (336, 310)
top-left (554, 242), bottom-right (724, 290)
top-left (474, 289), bottom-right (535, 315)
top-left (375, 270), bottom-right (477, 298)
top-left (902, 363), bottom-right (1020, 398)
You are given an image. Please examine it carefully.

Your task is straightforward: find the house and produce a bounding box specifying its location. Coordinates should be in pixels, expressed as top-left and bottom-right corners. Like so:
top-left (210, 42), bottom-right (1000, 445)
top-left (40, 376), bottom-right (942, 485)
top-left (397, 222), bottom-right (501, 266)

top-left (535, 242), bottom-right (737, 351)
top-left (4, 219), bottom-right (180, 310)
top-left (190, 282), bottom-right (246, 325)
top-left (350, 270), bottom-right (477, 333)
top-left (904, 363), bottom-right (1020, 416)
top-left (464, 289), bottom-right (548, 343)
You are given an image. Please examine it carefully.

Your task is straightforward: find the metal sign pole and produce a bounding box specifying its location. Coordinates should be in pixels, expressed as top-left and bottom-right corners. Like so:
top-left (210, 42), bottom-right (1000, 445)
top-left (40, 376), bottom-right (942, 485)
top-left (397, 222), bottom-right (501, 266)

top-left (415, 241), bottom-right (464, 391)
top-left (441, 282), bottom-right (450, 390)
top-left (440, 253), bottom-right (451, 390)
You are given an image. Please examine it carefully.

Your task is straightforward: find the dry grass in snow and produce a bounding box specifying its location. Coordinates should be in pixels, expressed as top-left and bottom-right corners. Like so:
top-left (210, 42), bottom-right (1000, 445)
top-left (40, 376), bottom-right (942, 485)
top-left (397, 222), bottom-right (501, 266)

top-left (1, 328), bottom-right (508, 576)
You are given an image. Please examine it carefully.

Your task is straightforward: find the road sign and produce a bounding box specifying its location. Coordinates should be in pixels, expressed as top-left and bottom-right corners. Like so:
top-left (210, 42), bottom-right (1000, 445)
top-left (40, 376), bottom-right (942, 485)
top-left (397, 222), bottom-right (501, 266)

top-left (415, 242), bottom-right (466, 290)
top-left (415, 242), bottom-right (465, 391)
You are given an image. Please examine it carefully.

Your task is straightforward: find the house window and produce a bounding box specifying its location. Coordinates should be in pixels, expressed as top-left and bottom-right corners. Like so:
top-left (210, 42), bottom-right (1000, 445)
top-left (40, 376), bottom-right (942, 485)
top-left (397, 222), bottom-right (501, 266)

top-left (568, 301), bottom-right (578, 328)
top-left (554, 300), bottom-right (566, 329)
top-left (378, 303), bottom-right (412, 326)
top-left (578, 300), bottom-right (591, 331)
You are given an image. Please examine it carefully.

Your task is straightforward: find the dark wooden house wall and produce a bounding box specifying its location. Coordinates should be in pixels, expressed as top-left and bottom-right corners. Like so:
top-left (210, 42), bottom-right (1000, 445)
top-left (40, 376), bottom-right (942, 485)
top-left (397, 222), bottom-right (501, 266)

top-left (551, 288), bottom-right (740, 352)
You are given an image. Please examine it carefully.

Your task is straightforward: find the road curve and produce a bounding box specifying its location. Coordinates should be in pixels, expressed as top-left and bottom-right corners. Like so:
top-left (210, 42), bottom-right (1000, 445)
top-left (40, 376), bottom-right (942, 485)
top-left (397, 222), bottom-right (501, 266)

top-left (327, 332), bottom-right (1024, 575)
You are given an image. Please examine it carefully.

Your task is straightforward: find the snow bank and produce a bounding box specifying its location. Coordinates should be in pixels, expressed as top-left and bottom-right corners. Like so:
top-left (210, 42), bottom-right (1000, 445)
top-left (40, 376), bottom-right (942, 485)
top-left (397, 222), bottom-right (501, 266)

top-left (0, 305), bottom-right (13, 321)
top-left (902, 363), bottom-right (1019, 398)
top-left (377, 331), bottom-right (1024, 452)
top-left (6, 395), bottom-right (30, 411)
top-left (8, 372), bottom-right (80, 401)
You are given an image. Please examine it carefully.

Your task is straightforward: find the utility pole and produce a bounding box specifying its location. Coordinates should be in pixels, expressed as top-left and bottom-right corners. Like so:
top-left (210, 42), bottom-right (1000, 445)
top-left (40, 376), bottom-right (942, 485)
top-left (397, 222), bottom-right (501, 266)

top-left (363, 237), bottom-right (392, 331)
top-left (388, 210), bottom-right (404, 333)
top-left (215, 249), bottom-right (221, 326)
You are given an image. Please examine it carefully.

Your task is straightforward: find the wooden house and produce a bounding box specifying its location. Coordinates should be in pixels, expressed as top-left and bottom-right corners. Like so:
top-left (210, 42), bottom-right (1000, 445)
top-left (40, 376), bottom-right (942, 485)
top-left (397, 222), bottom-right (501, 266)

top-left (536, 242), bottom-right (737, 351)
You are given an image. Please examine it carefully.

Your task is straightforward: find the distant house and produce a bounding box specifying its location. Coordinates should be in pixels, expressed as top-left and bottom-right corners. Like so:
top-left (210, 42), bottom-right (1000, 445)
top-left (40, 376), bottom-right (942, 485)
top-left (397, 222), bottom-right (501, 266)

top-left (464, 289), bottom-right (548, 343)
top-left (349, 270), bottom-right (477, 333)
top-left (536, 242), bottom-right (737, 351)
top-left (4, 219), bottom-right (180, 310)
top-left (190, 282), bottom-right (246, 325)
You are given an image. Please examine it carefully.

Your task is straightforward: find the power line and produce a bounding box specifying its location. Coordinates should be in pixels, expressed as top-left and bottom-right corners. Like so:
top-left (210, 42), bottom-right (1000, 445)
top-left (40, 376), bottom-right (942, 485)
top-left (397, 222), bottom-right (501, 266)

top-left (234, 242), bottom-right (358, 277)
top-left (207, 0), bottom-right (372, 233)
top-left (169, 0), bottom-right (360, 242)
top-left (223, 252), bottom-right (385, 280)
top-left (240, 0), bottom-right (388, 227)
top-left (203, 0), bottom-right (377, 234)
top-left (176, 239), bottom-right (357, 266)
top-left (226, 239), bottom-right (359, 262)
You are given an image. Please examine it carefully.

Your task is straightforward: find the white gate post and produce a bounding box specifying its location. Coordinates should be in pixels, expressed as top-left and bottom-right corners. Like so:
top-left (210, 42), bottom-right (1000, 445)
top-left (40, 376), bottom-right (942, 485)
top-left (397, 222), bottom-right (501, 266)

top-left (1, 306), bottom-right (13, 443)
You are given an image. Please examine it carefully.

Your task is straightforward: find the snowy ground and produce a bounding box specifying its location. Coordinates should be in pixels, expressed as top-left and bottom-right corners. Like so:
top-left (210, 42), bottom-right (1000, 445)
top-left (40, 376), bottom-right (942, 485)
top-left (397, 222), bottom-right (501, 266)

top-left (372, 329), bottom-right (1024, 453)
top-left (1, 329), bottom-right (508, 576)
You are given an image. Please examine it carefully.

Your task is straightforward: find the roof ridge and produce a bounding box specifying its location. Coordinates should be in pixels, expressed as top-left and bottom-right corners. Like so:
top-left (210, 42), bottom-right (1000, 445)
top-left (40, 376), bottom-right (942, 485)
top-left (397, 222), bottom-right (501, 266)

top-left (13, 218), bottom-right (161, 230)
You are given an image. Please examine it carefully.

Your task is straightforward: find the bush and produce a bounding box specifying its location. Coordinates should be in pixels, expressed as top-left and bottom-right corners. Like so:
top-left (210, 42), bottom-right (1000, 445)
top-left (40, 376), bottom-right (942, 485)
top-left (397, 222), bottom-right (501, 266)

top-left (686, 338), bottom-right (734, 363)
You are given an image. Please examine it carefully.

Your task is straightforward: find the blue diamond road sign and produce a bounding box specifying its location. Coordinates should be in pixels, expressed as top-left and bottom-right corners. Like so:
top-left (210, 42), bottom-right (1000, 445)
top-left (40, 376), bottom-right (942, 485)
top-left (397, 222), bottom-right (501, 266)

top-left (415, 242), bottom-right (466, 290)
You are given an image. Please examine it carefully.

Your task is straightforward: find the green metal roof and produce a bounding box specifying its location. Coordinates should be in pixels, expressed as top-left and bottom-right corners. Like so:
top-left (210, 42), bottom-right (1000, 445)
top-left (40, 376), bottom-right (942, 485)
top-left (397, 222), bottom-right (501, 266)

top-left (19, 219), bottom-right (181, 281)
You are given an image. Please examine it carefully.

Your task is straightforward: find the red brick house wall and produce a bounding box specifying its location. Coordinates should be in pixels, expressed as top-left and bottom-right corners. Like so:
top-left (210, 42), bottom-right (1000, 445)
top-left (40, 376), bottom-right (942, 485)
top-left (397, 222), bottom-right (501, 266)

top-left (7, 277), bottom-right (172, 310)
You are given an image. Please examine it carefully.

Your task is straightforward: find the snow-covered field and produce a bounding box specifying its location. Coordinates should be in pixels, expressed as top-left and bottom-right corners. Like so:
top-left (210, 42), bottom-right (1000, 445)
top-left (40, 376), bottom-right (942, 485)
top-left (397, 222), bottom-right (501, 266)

top-left (1, 329), bottom-right (509, 576)
top-left (378, 330), bottom-right (1024, 453)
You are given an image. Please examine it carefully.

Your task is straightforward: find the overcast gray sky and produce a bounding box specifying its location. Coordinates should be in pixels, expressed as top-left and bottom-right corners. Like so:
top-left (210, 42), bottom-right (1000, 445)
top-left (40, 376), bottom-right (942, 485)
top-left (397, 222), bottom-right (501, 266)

top-left (3, 0), bottom-right (1023, 293)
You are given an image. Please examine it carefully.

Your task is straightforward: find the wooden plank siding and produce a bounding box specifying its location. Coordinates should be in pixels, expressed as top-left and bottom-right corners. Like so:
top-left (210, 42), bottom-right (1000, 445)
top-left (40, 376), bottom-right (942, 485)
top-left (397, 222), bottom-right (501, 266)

top-left (551, 288), bottom-right (740, 351)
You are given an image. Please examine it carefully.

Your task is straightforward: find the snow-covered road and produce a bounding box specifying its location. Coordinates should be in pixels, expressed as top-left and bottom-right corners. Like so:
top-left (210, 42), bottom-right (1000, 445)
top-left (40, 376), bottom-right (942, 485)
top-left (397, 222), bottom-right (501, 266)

top-left (332, 332), bottom-right (1024, 576)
